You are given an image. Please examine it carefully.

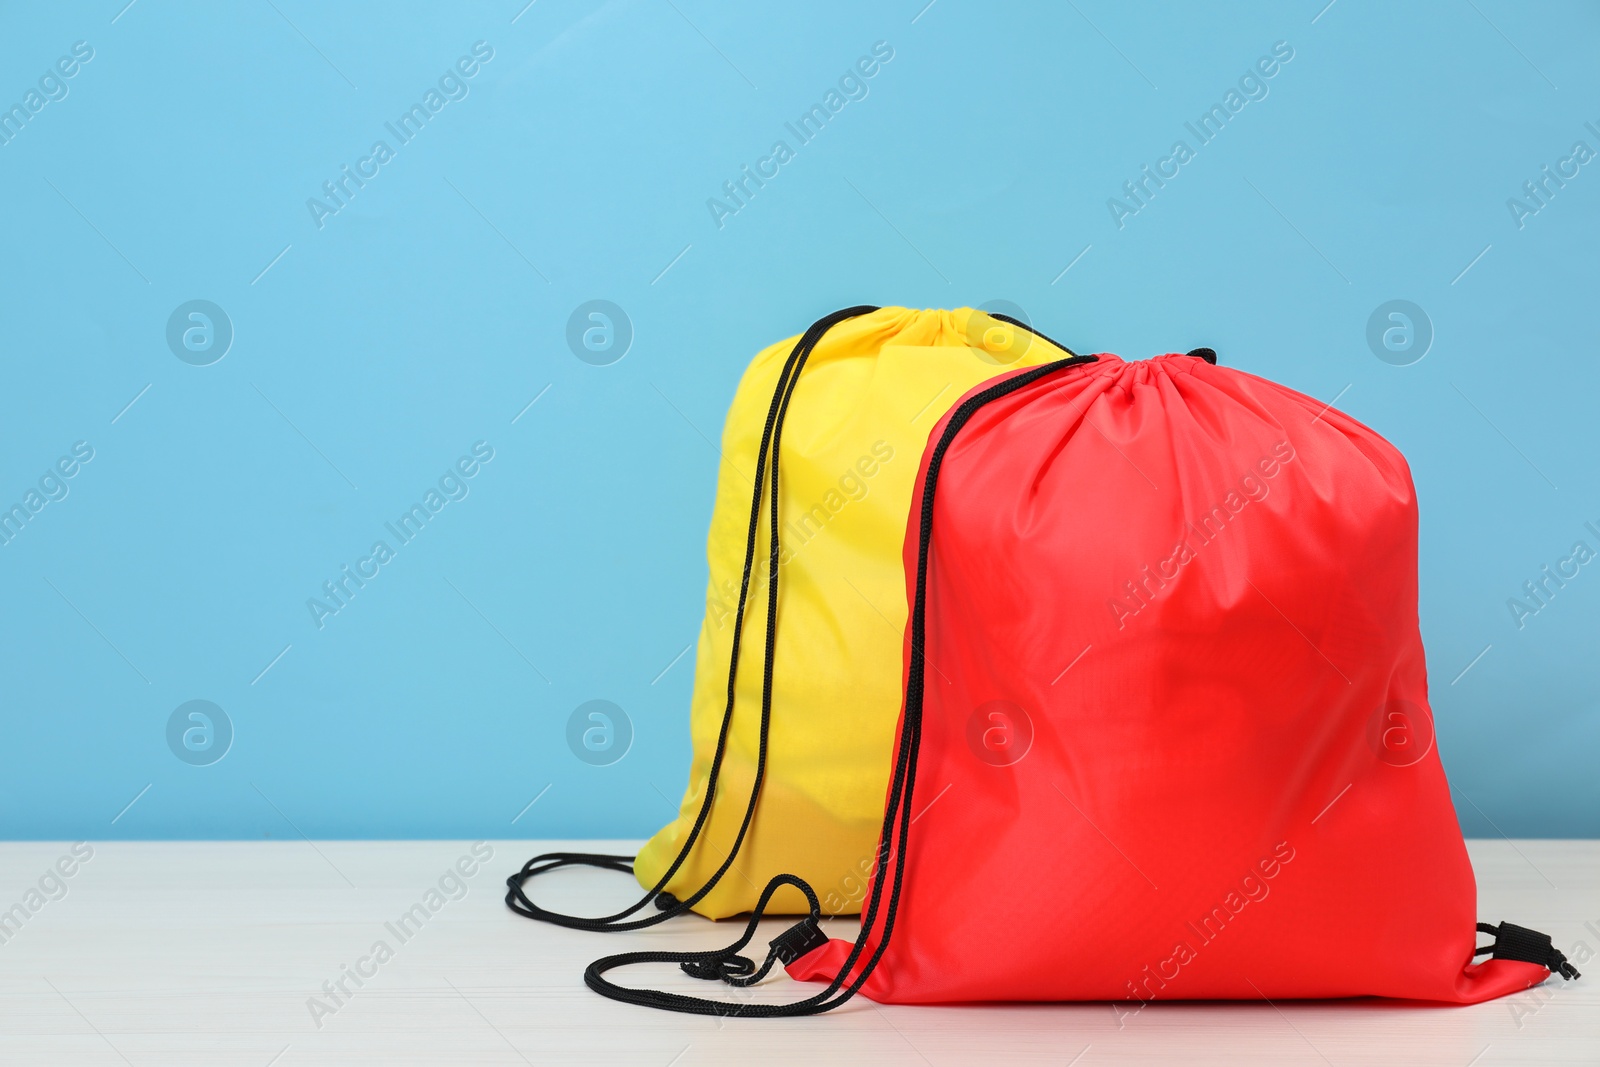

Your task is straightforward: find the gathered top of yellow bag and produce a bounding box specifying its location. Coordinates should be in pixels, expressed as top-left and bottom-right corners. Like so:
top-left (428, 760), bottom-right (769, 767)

top-left (634, 307), bottom-right (1077, 918)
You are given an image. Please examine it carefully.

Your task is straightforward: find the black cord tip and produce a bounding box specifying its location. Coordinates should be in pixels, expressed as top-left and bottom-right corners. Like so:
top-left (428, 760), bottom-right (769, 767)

top-left (1476, 920), bottom-right (1581, 981)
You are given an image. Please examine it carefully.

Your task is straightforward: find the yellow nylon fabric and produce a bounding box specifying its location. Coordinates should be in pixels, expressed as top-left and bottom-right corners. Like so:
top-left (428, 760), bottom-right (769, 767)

top-left (634, 307), bottom-right (1074, 918)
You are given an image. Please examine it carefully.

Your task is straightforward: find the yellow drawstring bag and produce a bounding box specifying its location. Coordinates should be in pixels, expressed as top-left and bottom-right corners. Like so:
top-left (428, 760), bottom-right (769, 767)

top-left (506, 306), bottom-right (1077, 925)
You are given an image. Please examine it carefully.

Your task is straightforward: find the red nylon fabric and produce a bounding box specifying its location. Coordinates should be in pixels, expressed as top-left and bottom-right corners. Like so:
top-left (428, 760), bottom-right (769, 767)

top-left (789, 353), bottom-right (1548, 1005)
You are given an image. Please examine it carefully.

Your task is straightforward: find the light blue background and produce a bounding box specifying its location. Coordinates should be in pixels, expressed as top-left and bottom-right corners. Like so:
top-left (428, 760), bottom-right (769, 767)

top-left (2, 1), bottom-right (1596, 840)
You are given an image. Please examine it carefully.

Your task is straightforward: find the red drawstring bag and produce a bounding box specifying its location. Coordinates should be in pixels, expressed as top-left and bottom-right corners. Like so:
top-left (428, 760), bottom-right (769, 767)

top-left (587, 348), bottom-right (1576, 1015)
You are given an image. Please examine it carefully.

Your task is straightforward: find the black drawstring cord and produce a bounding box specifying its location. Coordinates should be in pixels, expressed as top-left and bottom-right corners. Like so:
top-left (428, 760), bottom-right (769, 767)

top-left (505, 306), bottom-right (881, 933)
top-left (675, 876), bottom-right (827, 988)
top-left (583, 348), bottom-right (1101, 1016)
top-left (504, 852), bottom-right (636, 889)
top-left (585, 875), bottom-right (831, 1013)
top-left (1475, 921), bottom-right (1581, 980)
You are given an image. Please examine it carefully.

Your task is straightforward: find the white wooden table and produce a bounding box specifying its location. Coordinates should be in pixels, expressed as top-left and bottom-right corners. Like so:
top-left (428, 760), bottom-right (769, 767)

top-left (1, 839), bottom-right (1594, 1065)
